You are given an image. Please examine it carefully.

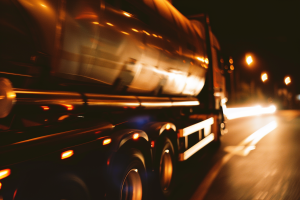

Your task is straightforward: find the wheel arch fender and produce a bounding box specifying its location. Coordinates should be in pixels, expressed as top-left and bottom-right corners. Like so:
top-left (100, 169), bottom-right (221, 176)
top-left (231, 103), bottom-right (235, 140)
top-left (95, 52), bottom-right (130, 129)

top-left (108, 129), bottom-right (151, 171)
top-left (142, 122), bottom-right (178, 162)
top-left (143, 122), bottom-right (176, 140)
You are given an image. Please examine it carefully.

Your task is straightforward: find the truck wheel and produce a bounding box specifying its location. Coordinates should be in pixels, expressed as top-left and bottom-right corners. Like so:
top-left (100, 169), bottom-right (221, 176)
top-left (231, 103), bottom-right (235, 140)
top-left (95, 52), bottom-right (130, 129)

top-left (110, 148), bottom-right (147, 200)
top-left (156, 137), bottom-right (176, 198)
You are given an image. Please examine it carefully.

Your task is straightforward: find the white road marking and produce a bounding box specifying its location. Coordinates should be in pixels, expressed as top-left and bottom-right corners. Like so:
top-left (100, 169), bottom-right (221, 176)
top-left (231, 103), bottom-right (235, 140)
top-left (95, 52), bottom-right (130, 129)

top-left (190, 121), bottom-right (278, 200)
top-left (224, 121), bottom-right (277, 156)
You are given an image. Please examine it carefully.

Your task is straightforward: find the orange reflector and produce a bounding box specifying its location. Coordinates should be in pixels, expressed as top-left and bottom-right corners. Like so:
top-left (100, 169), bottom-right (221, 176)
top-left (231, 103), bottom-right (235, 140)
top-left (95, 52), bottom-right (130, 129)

top-left (41, 106), bottom-right (49, 110)
top-left (103, 138), bottom-right (112, 145)
top-left (0, 169), bottom-right (10, 180)
top-left (151, 141), bottom-right (155, 148)
top-left (62, 104), bottom-right (73, 111)
top-left (166, 123), bottom-right (171, 130)
top-left (61, 150), bottom-right (73, 159)
top-left (133, 133), bottom-right (139, 140)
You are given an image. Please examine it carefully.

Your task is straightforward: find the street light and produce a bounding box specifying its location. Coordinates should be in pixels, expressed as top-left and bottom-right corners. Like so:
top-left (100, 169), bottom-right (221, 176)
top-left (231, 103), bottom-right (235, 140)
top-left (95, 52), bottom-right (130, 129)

top-left (246, 55), bottom-right (253, 66)
top-left (261, 72), bottom-right (268, 82)
top-left (285, 76), bottom-right (291, 85)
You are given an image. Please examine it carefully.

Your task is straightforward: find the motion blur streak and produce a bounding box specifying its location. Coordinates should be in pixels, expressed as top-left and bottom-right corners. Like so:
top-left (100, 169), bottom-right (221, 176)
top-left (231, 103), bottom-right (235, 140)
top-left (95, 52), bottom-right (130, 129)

top-left (191, 121), bottom-right (277, 200)
top-left (224, 105), bottom-right (276, 120)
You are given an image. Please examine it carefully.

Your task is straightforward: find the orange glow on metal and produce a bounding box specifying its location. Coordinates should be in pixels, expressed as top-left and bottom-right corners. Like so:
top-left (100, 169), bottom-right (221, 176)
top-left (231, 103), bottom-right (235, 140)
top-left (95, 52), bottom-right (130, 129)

top-left (92, 22), bottom-right (99, 24)
top-left (246, 55), bottom-right (253, 65)
top-left (285, 76), bottom-right (291, 85)
top-left (123, 12), bottom-right (131, 17)
top-left (75, 14), bottom-right (98, 20)
top-left (151, 141), bottom-right (155, 148)
top-left (121, 31), bottom-right (129, 35)
top-left (0, 182), bottom-right (2, 189)
top-left (62, 104), bottom-right (73, 110)
top-left (153, 34), bottom-right (157, 37)
top-left (205, 58), bottom-right (209, 64)
top-left (158, 35), bottom-right (162, 39)
top-left (0, 169), bottom-right (11, 180)
top-left (143, 30), bottom-right (150, 36)
top-left (196, 57), bottom-right (204, 62)
top-left (133, 133), bottom-right (139, 140)
top-left (8, 92), bottom-right (16, 98)
top-left (229, 58), bottom-right (233, 64)
top-left (61, 150), bottom-right (73, 159)
top-left (106, 22), bottom-right (114, 26)
top-left (58, 115), bottom-right (69, 121)
top-left (132, 28), bottom-right (139, 32)
top-left (261, 73), bottom-right (268, 82)
top-left (166, 123), bottom-right (171, 130)
top-left (103, 138), bottom-right (112, 145)
top-left (230, 65), bottom-right (234, 70)
top-left (41, 106), bottom-right (49, 110)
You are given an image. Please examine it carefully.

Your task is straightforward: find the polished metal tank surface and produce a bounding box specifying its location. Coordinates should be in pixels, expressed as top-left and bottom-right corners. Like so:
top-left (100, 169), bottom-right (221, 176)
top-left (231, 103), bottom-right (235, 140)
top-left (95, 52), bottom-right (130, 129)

top-left (55, 0), bottom-right (208, 97)
top-left (2, 0), bottom-right (209, 97)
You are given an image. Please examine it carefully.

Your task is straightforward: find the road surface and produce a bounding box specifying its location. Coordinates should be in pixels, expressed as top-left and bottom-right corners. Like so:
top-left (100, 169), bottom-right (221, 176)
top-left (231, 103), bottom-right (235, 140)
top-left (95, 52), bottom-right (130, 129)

top-left (169, 110), bottom-right (300, 200)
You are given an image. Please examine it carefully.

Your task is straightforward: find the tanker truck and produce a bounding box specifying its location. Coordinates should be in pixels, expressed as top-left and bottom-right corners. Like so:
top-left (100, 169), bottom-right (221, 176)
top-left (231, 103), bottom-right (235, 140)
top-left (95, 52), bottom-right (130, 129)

top-left (0, 0), bottom-right (227, 199)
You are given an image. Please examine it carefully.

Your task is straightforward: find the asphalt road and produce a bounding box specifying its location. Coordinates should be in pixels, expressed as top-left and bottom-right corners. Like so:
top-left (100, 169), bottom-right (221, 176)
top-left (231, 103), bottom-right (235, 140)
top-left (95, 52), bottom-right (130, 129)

top-left (169, 110), bottom-right (300, 200)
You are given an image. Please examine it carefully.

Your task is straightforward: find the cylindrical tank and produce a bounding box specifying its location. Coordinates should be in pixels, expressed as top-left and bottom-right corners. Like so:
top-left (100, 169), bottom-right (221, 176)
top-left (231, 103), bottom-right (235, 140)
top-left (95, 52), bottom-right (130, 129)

top-left (1, 0), bottom-right (209, 97)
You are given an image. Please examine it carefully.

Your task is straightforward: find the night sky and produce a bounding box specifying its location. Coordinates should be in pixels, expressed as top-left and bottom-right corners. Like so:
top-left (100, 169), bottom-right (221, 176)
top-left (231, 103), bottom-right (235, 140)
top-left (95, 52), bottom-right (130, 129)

top-left (173, 0), bottom-right (300, 93)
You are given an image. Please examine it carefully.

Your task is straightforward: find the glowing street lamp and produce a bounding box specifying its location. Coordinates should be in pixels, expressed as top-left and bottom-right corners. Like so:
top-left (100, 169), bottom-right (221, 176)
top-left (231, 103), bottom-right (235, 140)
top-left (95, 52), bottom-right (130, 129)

top-left (246, 55), bottom-right (253, 66)
top-left (261, 72), bottom-right (268, 82)
top-left (284, 76), bottom-right (291, 85)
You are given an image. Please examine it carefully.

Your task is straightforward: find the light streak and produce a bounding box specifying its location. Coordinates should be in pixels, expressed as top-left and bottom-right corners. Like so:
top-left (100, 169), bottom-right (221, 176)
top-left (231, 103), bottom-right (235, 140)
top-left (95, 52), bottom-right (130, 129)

top-left (224, 105), bottom-right (276, 120)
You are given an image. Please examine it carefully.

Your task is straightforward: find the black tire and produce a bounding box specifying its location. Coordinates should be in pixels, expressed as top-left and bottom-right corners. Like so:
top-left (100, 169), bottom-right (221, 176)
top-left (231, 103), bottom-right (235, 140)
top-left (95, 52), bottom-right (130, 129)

top-left (109, 148), bottom-right (148, 200)
top-left (15, 173), bottom-right (90, 200)
top-left (155, 137), bottom-right (177, 198)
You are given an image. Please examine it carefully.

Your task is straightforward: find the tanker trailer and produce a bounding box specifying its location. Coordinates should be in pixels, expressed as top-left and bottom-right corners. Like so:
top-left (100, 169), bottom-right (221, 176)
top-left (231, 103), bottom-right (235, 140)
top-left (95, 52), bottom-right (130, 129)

top-left (0, 0), bottom-right (226, 199)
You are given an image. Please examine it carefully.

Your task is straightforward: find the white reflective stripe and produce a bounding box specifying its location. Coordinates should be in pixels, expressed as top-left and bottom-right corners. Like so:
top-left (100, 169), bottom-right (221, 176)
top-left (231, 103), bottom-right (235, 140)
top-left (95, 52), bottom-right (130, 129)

top-left (179, 133), bottom-right (214, 161)
top-left (178, 117), bottom-right (214, 137)
top-left (172, 101), bottom-right (200, 106)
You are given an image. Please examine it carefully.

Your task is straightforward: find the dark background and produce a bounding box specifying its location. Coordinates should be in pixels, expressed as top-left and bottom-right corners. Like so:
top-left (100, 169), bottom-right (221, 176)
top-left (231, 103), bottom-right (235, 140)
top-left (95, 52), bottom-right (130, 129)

top-left (173, 0), bottom-right (300, 97)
